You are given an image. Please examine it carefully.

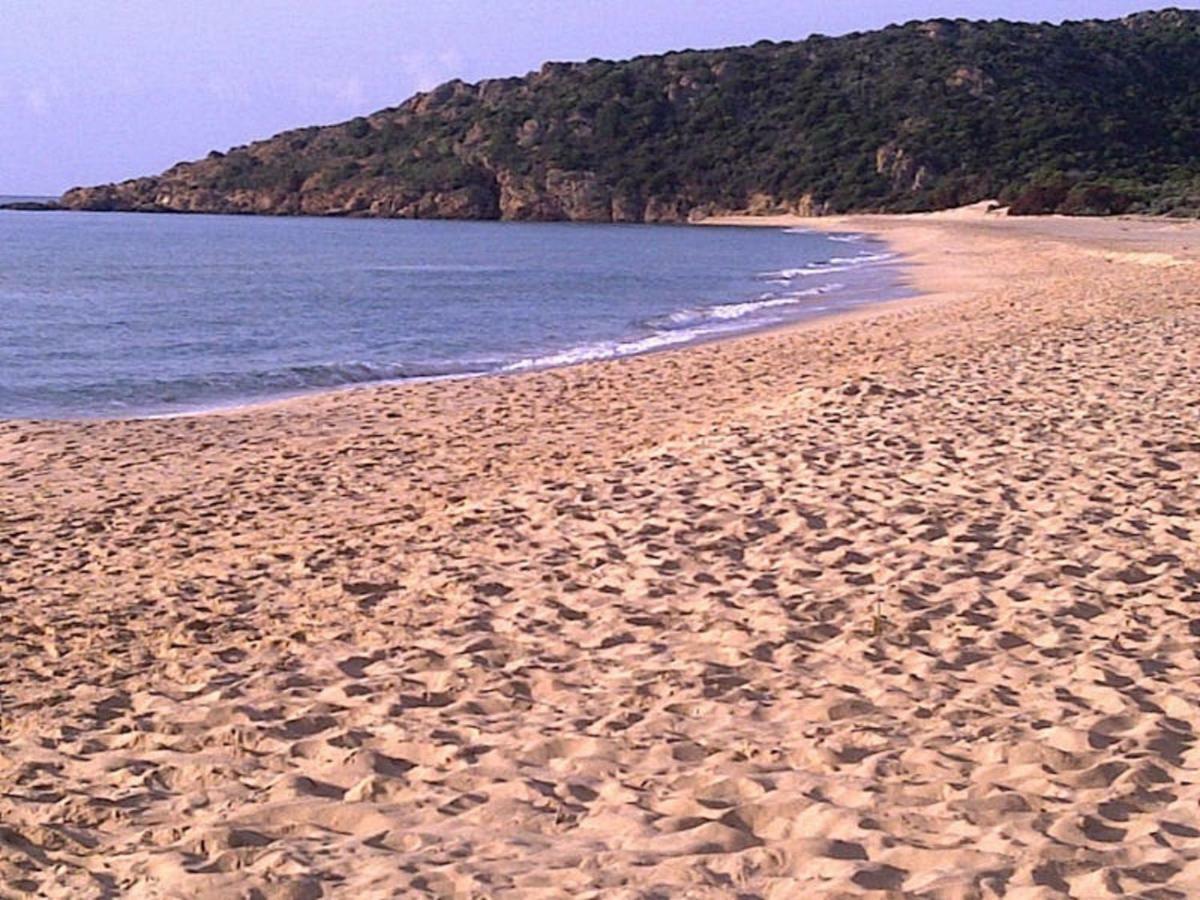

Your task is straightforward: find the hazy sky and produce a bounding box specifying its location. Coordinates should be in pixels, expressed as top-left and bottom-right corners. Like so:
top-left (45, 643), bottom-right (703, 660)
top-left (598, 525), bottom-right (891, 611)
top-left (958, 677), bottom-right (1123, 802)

top-left (1, 1), bottom-right (1189, 194)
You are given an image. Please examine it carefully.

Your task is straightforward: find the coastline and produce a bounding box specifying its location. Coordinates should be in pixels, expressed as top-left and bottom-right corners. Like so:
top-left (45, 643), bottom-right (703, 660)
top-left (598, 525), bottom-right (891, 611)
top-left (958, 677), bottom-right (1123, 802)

top-left (158, 202), bottom-right (1015, 422)
top-left (4, 210), bottom-right (1200, 896)
top-left (0, 216), bottom-right (910, 424)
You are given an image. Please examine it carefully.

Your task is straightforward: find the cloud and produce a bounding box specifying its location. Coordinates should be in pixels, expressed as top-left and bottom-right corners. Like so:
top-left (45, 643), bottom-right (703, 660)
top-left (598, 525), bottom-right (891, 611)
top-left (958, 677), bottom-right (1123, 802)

top-left (329, 76), bottom-right (366, 108)
top-left (196, 72), bottom-right (368, 118)
top-left (205, 75), bottom-right (251, 105)
top-left (400, 49), bottom-right (464, 92)
top-left (25, 85), bottom-right (57, 116)
top-left (26, 88), bottom-right (48, 115)
top-left (7, 78), bottom-right (67, 117)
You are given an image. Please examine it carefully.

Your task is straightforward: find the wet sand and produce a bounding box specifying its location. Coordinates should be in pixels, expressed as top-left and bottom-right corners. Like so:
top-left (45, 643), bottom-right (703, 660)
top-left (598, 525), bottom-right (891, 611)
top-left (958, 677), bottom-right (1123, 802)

top-left (2, 208), bottom-right (1199, 897)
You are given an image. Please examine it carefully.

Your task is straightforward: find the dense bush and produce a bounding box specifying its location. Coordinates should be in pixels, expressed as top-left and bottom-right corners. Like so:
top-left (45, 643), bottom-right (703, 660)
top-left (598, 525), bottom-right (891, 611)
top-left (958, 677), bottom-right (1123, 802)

top-left (68, 9), bottom-right (1200, 219)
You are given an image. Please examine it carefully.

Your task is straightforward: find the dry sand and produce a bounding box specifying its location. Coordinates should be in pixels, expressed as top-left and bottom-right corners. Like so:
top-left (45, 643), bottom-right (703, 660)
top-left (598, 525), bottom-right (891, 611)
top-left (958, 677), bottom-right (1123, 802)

top-left (2, 208), bottom-right (1199, 898)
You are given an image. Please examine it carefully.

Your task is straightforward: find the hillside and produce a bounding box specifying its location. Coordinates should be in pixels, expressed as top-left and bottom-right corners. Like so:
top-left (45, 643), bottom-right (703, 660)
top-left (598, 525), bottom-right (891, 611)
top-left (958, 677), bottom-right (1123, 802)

top-left (61, 9), bottom-right (1200, 220)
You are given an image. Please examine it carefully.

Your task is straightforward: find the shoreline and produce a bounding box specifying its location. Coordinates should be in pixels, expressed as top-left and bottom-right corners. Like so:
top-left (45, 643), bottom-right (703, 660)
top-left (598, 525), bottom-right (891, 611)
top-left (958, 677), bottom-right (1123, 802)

top-left (15, 204), bottom-right (1191, 425)
top-left (4, 209), bottom-right (1200, 896)
top-left (7, 220), bottom-right (914, 424)
top-left (186, 203), bottom-right (1009, 424)
top-left (159, 255), bottom-right (918, 423)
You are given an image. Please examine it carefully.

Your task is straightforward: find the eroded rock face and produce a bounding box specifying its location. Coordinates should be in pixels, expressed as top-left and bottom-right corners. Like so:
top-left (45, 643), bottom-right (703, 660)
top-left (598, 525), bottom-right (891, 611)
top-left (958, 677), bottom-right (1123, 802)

top-left (69, 167), bottom-right (664, 223)
top-left (61, 186), bottom-right (121, 211)
top-left (62, 179), bottom-right (501, 220)
top-left (875, 143), bottom-right (935, 193)
top-left (64, 166), bottom-right (620, 223)
top-left (643, 196), bottom-right (690, 224)
top-left (611, 192), bottom-right (645, 224)
top-left (544, 170), bottom-right (612, 222)
top-left (60, 172), bottom-right (814, 224)
top-left (790, 193), bottom-right (828, 217)
top-left (497, 172), bottom-right (559, 220)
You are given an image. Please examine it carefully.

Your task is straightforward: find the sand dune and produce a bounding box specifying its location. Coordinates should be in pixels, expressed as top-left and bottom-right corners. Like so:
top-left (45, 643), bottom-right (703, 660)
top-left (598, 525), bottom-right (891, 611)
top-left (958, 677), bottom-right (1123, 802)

top-left (2, 211), bottom-right (1199, 897)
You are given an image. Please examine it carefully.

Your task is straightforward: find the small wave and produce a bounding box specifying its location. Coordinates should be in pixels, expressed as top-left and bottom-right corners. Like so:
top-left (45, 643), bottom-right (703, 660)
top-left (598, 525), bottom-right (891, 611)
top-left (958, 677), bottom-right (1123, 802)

top-left (503, 279), bottom-right (858, 374)
top-left (783, 227), bottom-right (866, 244)
top-left (94, 358), bottom-right (503, 418)
top-left (124, 359), bottom-right (499, 400)
top-left (264, 360), bottom-right (464, 385)
top-left (647, 283), bottom-right (844, 329)
top-left (215, 360), bottom-right (473, 388)
top-left (366, 264), bottom-right (519, 274)
top-left (502, 328), bottom-right (714, 372)
top-left (761, 250), bottom-right (896, 280)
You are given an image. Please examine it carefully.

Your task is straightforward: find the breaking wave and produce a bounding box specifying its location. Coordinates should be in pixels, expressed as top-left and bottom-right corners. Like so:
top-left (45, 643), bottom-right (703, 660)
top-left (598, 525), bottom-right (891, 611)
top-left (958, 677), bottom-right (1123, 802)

top-left (761, 250), bottom-right (897, 282)
top-left (646, 283), bottom-right (842, 329)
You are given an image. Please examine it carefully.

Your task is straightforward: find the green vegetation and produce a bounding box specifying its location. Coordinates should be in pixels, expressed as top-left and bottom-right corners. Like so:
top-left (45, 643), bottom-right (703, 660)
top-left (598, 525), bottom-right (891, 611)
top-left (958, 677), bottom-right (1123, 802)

top-left (63, 9), bottom-right (1200, 219)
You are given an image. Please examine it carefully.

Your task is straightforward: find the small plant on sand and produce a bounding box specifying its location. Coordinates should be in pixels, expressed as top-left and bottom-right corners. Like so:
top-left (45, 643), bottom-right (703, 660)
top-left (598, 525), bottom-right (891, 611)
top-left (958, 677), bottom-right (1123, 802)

top-left (871, 595), bottom-right (888, 637)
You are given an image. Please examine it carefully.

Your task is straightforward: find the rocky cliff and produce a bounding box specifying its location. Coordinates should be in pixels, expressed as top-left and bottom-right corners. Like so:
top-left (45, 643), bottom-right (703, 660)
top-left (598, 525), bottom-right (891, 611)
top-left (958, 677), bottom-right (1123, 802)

top-left (62, 9), bottom-right (1200, 220)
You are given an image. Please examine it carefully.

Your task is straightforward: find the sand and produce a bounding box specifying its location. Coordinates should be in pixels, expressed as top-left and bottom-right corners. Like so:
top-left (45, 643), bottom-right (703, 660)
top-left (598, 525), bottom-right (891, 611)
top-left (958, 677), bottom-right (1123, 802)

top-left (2, 207), bottom-right (1199, 898)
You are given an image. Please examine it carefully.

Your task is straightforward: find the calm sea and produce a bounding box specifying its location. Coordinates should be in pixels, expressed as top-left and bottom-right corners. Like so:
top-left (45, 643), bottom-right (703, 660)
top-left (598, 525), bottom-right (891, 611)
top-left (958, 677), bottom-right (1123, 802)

top-left (0, 209), bottom-right (906, 419)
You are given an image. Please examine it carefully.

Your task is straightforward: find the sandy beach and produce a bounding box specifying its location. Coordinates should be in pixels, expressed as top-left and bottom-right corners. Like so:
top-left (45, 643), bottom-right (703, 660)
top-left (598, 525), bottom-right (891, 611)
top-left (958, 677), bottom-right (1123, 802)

top-left (3, 208), bottom-right (1199, 898)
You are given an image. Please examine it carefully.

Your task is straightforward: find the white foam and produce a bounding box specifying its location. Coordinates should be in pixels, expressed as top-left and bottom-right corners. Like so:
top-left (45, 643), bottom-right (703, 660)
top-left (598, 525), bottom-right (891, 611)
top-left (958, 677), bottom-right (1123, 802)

top-left (504, 279), bottom-right (856, 374)
top-left (502, 328), bottom-right (710, 372)
top-left (761, 251), bottom-right (896, 280)
top-left (660, 283), bottom-right (843, 327)
top-left (783, 228), bottom-right (866, 243)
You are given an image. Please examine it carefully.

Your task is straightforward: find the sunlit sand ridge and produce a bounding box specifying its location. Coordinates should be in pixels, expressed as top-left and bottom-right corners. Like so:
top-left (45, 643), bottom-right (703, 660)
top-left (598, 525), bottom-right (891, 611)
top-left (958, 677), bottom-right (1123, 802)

top-left (2, 208), bottom-right (1199, 897)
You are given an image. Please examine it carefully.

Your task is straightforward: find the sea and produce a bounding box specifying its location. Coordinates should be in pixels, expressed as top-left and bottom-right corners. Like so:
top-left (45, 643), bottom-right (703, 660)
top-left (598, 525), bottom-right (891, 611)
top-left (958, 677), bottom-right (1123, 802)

top-left (0, 203), bottom-right (907, 419)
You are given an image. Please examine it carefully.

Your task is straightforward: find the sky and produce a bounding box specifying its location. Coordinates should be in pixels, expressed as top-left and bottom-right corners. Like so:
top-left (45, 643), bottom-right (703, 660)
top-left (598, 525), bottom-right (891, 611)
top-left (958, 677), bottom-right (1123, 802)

top-left (1, 0), bottom-right (1191, 195)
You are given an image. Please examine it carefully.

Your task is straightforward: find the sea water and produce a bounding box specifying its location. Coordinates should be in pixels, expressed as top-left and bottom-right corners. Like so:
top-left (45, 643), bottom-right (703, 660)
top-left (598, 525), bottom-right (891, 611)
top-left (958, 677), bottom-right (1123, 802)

top-left (0, 210), bottom-right (907, 419)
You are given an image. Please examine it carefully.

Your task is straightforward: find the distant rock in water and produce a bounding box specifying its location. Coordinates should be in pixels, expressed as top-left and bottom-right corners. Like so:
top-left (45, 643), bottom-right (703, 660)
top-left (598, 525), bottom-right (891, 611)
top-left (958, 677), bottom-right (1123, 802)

top-left (0, 201), bottom-right (62, 211)
top-left (61, 9), bottom-right (1200, 221)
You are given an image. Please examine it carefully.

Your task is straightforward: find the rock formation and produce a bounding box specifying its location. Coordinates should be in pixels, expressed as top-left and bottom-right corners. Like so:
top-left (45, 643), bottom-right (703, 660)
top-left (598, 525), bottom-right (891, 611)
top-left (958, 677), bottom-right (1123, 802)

top-left (60, 10), bottom-right (1200, 220)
